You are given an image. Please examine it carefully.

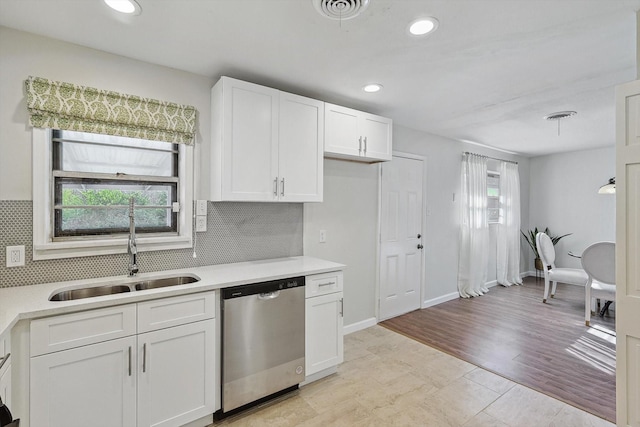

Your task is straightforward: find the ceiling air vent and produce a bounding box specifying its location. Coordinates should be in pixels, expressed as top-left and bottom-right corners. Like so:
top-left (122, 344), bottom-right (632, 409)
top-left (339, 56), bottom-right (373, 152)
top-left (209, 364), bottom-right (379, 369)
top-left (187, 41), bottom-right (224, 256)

top-left (313, 0), bottom-right (370, 20)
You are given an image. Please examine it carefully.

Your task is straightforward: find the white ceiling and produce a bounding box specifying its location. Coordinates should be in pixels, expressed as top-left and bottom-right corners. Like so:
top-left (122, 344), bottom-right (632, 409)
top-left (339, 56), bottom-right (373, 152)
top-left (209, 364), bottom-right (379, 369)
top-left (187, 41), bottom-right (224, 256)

top-left (1, 0), bottom-right (638, 157)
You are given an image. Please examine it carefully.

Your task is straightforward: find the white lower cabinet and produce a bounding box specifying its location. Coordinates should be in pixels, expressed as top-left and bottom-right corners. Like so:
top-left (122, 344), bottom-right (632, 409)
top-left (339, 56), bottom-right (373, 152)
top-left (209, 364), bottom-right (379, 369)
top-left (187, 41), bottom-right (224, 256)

top-left (305, 271), bottom-right (344, 378)
top-left (29, 292), bottom-right (217, 427)
top-left (137, 320), bottom-right (215, 427)
top-left (0, 356), bottom-right (11, 412)
top-left (31, 336), bottom-right (137, 427)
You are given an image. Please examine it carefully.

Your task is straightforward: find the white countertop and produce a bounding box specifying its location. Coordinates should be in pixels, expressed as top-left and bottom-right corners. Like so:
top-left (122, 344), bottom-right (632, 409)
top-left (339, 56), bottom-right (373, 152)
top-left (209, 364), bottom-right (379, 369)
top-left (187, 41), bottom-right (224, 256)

top-left (0, 256), bottom-right (344, 338)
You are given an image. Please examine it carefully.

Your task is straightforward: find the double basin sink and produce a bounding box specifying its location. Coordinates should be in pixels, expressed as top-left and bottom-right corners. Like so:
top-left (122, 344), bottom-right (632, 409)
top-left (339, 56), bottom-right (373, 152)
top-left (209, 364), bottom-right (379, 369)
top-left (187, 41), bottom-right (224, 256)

top-left (49, 275), bottom-right (200, 301)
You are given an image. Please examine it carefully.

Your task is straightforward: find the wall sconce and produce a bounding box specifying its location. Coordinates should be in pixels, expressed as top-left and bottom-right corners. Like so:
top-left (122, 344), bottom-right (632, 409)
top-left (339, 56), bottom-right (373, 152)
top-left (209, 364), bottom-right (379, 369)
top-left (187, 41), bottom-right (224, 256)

top-left (598, 177), bottom-right (615, 194)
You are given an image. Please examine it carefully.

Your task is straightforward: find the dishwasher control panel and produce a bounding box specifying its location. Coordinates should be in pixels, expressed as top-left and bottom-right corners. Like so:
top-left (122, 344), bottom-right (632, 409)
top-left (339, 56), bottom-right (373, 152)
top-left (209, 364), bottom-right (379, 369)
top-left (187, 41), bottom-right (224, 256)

top-left (221, 276), bottom-right (305, 299)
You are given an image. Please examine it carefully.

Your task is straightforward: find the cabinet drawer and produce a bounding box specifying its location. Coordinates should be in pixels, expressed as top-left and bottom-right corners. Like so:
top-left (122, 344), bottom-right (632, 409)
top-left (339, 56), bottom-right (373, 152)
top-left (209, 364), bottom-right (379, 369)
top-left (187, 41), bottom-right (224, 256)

top-left (306, 271), bottom-right (343, 298)
top-left (30, 304), bottom-right (136, 356)
top-left (138, 291), bottom-right (216, 333)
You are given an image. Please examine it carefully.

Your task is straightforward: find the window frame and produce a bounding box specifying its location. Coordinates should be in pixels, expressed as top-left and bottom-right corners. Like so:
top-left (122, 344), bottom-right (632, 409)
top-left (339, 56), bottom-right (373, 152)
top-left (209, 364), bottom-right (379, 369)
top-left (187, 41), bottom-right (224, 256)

top-left (32, 128), bottom-right (194, 260)
top-left (487, 170), bottom-right (501, 225)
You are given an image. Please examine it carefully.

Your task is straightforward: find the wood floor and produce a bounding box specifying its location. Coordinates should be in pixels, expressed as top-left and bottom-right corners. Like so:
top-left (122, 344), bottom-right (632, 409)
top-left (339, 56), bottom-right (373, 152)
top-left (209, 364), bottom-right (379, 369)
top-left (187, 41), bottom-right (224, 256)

top-left (380, 277), bottom-right (616, 423)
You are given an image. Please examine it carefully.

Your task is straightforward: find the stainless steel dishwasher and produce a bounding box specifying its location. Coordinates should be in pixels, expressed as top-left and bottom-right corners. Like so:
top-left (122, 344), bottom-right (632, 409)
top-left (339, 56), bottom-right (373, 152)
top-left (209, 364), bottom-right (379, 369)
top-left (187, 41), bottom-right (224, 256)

top-left (219, 276), bottom-right (305, 416)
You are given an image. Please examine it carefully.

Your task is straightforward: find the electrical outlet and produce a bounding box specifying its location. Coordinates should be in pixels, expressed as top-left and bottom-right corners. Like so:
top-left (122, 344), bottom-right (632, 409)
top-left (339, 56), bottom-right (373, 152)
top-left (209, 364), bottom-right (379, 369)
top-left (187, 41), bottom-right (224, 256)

top-left (6, 245), bottom-right (25, 267)
top-left (319, 230), bottom-right (327, 243)
top-left (196, 200), bottom-right (208, 216)
top-left (196, 215), bottom-right (207, 232)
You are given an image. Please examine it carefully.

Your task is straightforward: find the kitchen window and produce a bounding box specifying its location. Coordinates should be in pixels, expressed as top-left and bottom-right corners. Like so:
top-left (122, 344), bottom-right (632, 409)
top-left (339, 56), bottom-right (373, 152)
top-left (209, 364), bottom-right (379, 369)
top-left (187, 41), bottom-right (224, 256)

top-left (487, 171), bottom-right (501, 224)
top-left (26, 76), bottom-right (197, 259)
top-left (52, 129), bottom-right (179, 238)
top-left (32, 128), bottom-right (193, 260)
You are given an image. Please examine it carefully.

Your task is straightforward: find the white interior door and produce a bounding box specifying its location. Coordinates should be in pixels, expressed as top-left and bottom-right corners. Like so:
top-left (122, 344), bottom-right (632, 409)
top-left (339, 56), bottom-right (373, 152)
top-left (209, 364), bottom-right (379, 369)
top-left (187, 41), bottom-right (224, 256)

top-left (379, 155), bottom-right (424, 320)
top-left (616, 79), bottom-right (640, 426)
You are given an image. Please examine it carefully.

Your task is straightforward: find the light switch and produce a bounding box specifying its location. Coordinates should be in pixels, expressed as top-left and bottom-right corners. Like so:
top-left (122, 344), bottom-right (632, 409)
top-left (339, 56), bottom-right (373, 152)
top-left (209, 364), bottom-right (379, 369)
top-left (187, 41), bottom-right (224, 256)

top-left (196, 200), bottom-right (208, 216)
top-left (6, 245), bottom-right (25, 267)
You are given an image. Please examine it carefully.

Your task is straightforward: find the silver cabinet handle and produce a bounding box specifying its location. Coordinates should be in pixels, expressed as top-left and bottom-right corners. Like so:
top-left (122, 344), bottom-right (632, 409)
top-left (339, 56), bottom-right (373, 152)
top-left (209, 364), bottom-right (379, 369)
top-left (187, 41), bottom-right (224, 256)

top-left (364, 136), bottom-right (367, 155)
top-left (358, 136), bottom-right (362, 153)
top-left (143, 343), bottom-right (147, 373)
top-left (318, 281), bottom-right (336, 287)
top-left (0, 353), bottom-right (9, 371)
top-left (128, 346), bottom-right (132, 376)
top-left (281, 178), bottom-right (285, 197)
top-left (273, 177), bottom-right (278, 196)
top-left (340, 298), bottom-right (344, 317)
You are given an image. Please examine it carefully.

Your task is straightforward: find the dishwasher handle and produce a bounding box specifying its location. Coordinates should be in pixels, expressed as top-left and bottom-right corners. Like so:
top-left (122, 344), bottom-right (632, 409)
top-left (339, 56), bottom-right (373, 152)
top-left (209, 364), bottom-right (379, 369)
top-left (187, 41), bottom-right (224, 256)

top-left (258, 291), bottom-right (280, 300)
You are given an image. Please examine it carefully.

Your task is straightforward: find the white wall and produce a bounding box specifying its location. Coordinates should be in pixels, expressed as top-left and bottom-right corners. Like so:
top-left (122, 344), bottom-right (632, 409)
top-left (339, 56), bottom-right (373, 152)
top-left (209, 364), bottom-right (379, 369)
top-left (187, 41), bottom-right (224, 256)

top-left (0, 26), bottom-right (214, 201)
top-left (529, 147), bottom-right (615, 269)
top-left (303, 159), bottom-right (379, 326)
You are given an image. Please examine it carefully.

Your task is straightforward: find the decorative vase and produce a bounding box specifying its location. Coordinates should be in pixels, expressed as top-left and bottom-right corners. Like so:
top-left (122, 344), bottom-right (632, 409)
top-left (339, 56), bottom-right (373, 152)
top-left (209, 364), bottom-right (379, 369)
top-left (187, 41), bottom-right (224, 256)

top-left (535, 258), bottom-right (544, 271)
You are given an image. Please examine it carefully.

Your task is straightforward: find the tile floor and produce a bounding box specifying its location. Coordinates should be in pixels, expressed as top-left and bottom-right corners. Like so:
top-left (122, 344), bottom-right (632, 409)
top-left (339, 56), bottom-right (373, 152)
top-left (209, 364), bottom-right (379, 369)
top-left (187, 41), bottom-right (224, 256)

top-left (213, 326), bottom-right (613, 427)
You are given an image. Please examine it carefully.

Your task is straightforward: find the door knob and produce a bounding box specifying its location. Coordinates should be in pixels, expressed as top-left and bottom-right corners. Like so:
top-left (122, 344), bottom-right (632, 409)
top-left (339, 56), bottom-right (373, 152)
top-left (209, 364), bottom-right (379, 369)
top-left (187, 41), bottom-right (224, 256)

top-left (417, 244), bottom-right (424, 249)
top-left (417, 234), bottom-right (421, 239)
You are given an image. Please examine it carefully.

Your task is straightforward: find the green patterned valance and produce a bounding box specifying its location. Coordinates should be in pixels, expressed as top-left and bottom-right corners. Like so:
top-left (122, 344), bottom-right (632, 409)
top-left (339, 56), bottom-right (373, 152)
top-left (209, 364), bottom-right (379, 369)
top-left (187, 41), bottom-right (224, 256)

top-left (25, 76), bottom-right (196, 145)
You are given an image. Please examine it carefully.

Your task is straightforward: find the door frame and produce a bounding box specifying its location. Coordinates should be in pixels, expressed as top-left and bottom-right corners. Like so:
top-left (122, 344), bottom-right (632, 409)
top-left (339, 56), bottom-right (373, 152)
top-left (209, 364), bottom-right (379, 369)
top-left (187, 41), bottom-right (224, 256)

top-left (376, 151), bottom-right (427, 321)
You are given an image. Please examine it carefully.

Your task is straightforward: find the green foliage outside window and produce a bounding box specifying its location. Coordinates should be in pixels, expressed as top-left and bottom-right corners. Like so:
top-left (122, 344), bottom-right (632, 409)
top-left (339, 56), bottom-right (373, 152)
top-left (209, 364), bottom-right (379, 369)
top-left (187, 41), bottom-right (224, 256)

top-left (60, 188), bottom-right (171, 231)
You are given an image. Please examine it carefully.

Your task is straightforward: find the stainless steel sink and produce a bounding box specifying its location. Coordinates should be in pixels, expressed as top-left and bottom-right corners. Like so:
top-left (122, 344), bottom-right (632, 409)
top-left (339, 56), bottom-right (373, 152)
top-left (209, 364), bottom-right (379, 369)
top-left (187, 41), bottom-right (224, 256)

top-left (49, 275), bottom-right (200, 301)
top-left (49, 284), bottom-right (132, 301)
top-left (133, 276), bottom-right (199, 291)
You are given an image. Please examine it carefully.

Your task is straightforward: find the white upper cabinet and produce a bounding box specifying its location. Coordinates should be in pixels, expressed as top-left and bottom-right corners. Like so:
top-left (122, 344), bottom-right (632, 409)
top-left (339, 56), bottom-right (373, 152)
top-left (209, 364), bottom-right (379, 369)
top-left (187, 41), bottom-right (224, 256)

top-left (210, 77), bottom-right (323, 202)
top-left (324, 103), bottom-right (392, 162)
top-left (279, 92), bottom-right (324, 202)
top-left (211, 77), bottom-right (279, 201)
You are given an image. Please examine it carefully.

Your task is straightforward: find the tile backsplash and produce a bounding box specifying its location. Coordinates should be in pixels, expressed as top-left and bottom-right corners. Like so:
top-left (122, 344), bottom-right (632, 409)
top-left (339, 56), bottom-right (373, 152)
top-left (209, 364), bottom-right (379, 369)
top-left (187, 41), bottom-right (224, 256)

top-left (0, 200), bottom-right (303, 287)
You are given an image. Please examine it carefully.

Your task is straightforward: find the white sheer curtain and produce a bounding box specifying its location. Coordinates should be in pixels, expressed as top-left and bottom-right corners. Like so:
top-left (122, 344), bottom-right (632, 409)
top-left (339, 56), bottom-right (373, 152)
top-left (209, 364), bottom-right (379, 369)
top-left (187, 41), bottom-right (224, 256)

top-left (496, 161), bottom-right (522, 286)
top-left (458, 153), bottom-right (490, 298)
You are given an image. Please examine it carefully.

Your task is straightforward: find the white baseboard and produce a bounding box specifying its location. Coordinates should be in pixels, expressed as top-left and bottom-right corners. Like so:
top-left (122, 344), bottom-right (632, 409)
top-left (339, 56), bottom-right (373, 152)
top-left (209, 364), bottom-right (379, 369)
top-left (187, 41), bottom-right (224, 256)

top-left (486, 279), bottom-right (498, 288)
top-left (343, 317), bottom-right (377, 335)
top-left (422, 291), bottom-right (459, 309)
top-left (300, 366), bottom-right (338, 386)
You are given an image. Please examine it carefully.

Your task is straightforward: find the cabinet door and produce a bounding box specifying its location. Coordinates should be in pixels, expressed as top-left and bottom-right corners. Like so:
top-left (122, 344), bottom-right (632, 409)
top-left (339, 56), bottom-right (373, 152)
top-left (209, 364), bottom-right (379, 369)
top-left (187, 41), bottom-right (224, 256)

top-left (137, 319), bottom-right (216, 427)
top-left (279, 92), bottom-right (324, 202)
top-left (30, 336), bottom-right (137, 427)
top-left (305, 292), bottom-right (344, 376)
top-left (221, 78), bottom-right (279, 201)
top-left (0, 360), bottom-right (10, 410)
top-left (361, 112), bottom-right (392, 161)
top-left (324, 103), bottom-right (361, 158)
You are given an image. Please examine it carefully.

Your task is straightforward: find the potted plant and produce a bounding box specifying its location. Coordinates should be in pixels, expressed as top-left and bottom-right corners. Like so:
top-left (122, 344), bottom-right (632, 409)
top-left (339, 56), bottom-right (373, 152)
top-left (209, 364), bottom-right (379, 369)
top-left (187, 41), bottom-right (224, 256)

top-left (521, 227), bottom-right (572, 270)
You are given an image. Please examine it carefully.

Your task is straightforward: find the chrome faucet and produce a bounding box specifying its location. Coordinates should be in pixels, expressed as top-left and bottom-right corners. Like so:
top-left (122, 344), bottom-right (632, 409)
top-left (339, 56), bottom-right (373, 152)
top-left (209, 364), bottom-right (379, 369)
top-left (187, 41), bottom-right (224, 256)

top-left (128, 197), bottom-right (139, 276)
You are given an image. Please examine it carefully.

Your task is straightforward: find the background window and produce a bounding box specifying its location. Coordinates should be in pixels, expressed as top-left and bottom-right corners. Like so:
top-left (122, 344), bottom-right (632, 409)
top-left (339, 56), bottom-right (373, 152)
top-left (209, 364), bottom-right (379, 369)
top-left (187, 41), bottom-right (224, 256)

top-left (52, 129), bottom-right (179, 238)
top-left (487, 171), bottom-right (500, 224)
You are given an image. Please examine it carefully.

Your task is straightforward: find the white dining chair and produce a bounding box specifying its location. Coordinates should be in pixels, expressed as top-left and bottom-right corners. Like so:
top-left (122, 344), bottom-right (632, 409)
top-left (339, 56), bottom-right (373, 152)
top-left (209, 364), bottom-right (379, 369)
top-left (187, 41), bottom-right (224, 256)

top-left (536, 232), bottom-right (589, 303)
top-left (581, 242), bottom-right (616, 327)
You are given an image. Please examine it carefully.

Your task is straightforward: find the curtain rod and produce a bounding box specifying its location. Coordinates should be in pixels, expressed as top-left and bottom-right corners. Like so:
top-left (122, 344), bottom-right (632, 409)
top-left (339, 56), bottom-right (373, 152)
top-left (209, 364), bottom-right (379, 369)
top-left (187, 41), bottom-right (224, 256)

top-left (463, 151), bottom-right (518, 165)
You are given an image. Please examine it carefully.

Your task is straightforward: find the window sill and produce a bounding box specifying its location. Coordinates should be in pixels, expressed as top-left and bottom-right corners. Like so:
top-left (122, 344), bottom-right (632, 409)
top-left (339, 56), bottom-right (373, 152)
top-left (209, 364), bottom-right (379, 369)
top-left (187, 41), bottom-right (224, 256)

top-left (33, 235), bottom-right (192, 260)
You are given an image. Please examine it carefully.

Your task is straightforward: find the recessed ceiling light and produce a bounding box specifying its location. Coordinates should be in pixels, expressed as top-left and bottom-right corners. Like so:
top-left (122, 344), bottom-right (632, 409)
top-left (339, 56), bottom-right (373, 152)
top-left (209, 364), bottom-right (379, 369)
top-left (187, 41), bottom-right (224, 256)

top-left (408, 17), bottom-right (439, 36)
top-left (363, 84), bottom-right (383, 93)
top-left (104, 0), bottom-right (141, 15)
